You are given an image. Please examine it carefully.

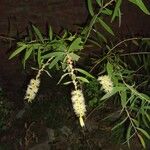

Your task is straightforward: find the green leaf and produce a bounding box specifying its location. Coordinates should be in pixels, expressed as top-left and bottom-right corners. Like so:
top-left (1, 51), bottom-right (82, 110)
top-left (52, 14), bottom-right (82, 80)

top-left (132, 118), bottom-right (139, 126)
top-left (87, 39), bottom-right (102, 47)
top-left (28, 27), bottom-right (33, 40)
top-left (113, 86), bottom-right (127, 92)
top-left (38, 48), bottom-right (42, 68)
top-left (68, 53), bottom-right (80, 61)
top-left (129, 0), bottom-right (150, 15)
top-left (17, 42), bottom-right (26, 46)
top-left (142, 115), bottom-right (149, 128)
top-left (101, 8), bottom-right (113, 16)
top-left (24, 47), bottom-right (33, 61)
top-left (145, 112), bottom-right (150, 122)
top-left (100, 91), bottom-right (115, 100)
top-left (140, 93), bottom-right (150, 101)
top-left (98, 18), bottom-right (114, 35)
top-left (137, 134), bottom-right (146, 149)
top-left (120, 90), bottom-right (127, 108)
top-left (42, 52), bottom-right (65, 59)
top-left (32, 25), bottom-right (44, 43)
top-left (137, 128), bottom-right (150, 139)
top-left (125, 84), bottom-right (150, 103)
top-left (23, 47), bottom-right (33, 67)
top-left (76, 76), bottom-right (89, 83)
top-left (131, 55), bottom-right (138, 66)
top-left (96, 0), bottom-right (102, 6)
top-left (49, 26), bottom-right (53, 41)
top-left (68, 37), bottom-right (83, 52)
top-left (87, 0), bottom-right (94, 16)
top-left (48, 55), bottom-right (62, 69)
top-left (106, 62), bottom-right (113, 76)
top-left (143, 54), bottom-right (147, 70)
top-left (143, 106), bottom-right (150, 110)
top-left (67, 35), bottom-right (76, 41)
top-left (95, 31), bottom-right (107, 43)
top-left (126, 124), bottom-right (132, 148)
top-left (112, 117), bottom-right (128, 130)
top-left (32, 43), bottom-right (41, 49)
top-left (111, 0), bottom-right (122, 22)
top-left (74, 68), bottom-right (94, 79)
top-left (9, 45), bottom-right (27, 59)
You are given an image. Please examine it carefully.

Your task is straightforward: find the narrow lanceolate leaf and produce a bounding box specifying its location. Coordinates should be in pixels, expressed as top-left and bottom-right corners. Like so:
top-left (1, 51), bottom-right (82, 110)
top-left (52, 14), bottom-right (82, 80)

top-left (129, 0), bottom-right (150, 15)
top-left (38, 48), bottom-right (42, 68)
top-left (145, 114), bottom-right (150, 125)
top-left (98, 18), bottom-right (114, 35)
top-left (100, 91), bottom-right (116, 100)
top-left (68, 53), bottom-right (80, 61)
top-left (101, 8), bottom-right (113, 16)
top-left (23, 47), bottom-right (33, 68)
top-left (32, 25), bottom-right (44, 43)
top-left (76, 76), bottom-right (89, 83)
top-left (112, 117), bottom-right (128, 130)
top-left (106, 62), bottom-right (113, 76)
top-left (137, 128), bottom-right (150, 139)
top-left (96, 0), bottom-right (102, 6)
top-left (126, 124), bottom-right (132, 148)
top-left (49, 26), bottom-right (53, 41)
top-left (125, 84), bottom-right (150, 102)
top-left (120, 90), bottom-right (127, 108)
top-left (137, 134), bottom-right (146, 149)
top-left (87, 39), bottom-right (102, 47)
top-left (74, 68), bottom-right (94, 79)
top-left (9, 45), bottom-right (27, 59)
top-left (24, 47), bottom-right (33, 61)
top-left (48, 55), bottom-right (63, 69)
top-left (95, 30), bottom-right (107, 43)
top-left (87, 0), bottom-right (94, 16)
top-left (111, 0), bottom-right (122, 22)
top-left (68, 37), bottom-right (83, 52)
top-left (42, 52), bottom-right (65, 59)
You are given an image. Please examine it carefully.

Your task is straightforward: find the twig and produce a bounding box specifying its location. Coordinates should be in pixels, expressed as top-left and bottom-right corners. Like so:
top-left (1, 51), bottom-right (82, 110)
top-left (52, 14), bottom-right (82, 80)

top-left (0, 35), bottom-right (16, 41)
top-left (84, 0), bottom-right (115, 44)
top-left (120, 51), bottom-right (150, 56)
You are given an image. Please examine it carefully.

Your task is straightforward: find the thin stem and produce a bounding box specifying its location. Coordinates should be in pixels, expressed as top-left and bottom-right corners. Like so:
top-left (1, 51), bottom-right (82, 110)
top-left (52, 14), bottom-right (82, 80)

top-left (107, 37), bottom-right (141, 55)
top-left (90, 37), bottom-right (143, 72)
top-left (66, 55), bottom-right (78, 90)
top-left (120, 51), bottom-right (150, 56)
top-left (84, 0), bottom-right (115, 44)
top-left (0, 35), bottom-right (16, 41)
top-left (123, 107), bottom-right (139, 144)
top-left (36, 57), bottom-right (53, 79)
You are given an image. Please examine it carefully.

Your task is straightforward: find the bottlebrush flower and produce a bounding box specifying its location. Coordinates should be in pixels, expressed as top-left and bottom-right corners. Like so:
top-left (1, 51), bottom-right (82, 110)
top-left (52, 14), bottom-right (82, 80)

top-left (71, 90), bottom-right (86, 127)
top-left (98, 75), bottom-right (113, 93)
top-left (24, 78), bottom-right (40, 102)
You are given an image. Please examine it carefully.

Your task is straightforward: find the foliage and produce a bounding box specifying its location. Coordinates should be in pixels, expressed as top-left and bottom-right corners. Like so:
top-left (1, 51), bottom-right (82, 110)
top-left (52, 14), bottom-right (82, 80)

top-left (83, 78), bottom-right (104, 108)
top-left (8, 0), bottom-right (150, 148)
top-left (85, 0), bottom-right (150, 148)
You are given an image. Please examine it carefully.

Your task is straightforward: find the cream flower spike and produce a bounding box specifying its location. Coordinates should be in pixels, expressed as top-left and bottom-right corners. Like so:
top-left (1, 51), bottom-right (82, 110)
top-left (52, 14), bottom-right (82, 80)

top-left (24, 78), bottom-right (40, 103)
top-left (71, 90), bottom-right (86, 127)
top-left (24, 57), bottom-right (52, 103)
top-left (98, 75), bottom-right (113, 93)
